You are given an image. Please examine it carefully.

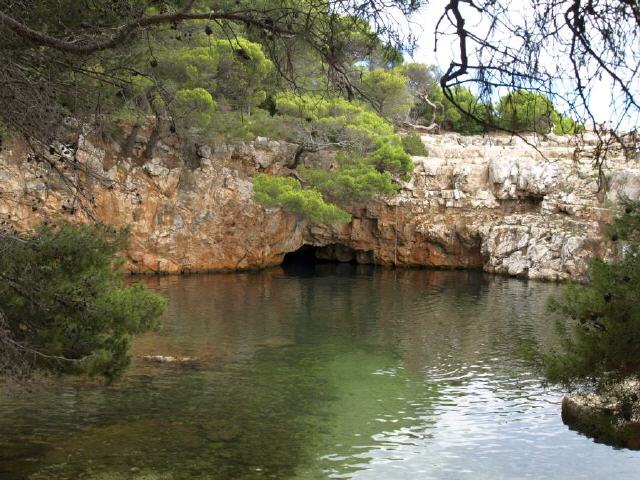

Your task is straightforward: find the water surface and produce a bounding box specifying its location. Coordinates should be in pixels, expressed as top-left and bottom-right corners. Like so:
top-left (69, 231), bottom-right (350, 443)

top-left (1, 265), bottom-right (639, 479)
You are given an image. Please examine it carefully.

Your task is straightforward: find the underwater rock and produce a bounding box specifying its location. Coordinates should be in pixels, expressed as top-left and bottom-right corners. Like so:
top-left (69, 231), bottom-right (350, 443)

top-left (142, 355), bottom-right (198, 364)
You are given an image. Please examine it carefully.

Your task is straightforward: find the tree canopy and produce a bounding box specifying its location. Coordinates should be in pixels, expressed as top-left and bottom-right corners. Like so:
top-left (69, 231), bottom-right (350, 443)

top-left (2, 0), bottom-right (624, 147)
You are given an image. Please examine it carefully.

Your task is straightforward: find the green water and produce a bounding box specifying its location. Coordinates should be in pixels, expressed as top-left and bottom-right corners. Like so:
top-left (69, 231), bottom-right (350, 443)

top-left (1, 265), bottom-right (639, 479)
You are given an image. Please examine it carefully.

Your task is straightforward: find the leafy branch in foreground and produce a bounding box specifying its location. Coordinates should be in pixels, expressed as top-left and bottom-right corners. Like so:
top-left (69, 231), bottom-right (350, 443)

top-left (543, 200), bottom-right (640, 388)
top-left (0, 223), bottom-right (166, 381)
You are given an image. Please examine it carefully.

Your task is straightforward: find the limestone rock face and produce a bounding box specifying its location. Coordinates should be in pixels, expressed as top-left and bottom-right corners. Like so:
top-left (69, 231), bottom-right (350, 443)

top-left (0, 137), bottom-right (304, 273)
top-left (0, 130), bottom-right (637, 280)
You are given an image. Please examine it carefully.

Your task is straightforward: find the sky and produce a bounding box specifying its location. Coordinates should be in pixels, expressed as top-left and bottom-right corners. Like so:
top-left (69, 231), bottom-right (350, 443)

top-left (403, 0), bottom-right (639, 129)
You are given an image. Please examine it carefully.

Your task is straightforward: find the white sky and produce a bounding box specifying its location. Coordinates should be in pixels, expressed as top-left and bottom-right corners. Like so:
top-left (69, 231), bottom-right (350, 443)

top-left (403, 1), bottom-right (639, 129)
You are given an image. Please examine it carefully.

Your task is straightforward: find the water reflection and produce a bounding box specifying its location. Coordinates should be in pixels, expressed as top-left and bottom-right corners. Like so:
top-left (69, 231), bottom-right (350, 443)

top-left (0, 266), bottom-right (639, 479)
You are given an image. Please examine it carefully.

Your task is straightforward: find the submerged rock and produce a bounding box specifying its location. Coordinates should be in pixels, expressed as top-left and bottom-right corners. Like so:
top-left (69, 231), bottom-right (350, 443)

top-left (142, 355), bottom-right (197, 364)
top-left (562, 380), bottom-right (640, 449)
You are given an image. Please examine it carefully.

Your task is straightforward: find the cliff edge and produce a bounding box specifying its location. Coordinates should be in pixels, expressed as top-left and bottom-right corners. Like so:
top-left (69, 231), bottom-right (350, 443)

top-left (1, 130), bottom-right (638, 280)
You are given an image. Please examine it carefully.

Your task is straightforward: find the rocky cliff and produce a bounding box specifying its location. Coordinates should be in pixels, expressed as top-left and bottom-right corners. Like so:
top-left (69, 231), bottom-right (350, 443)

top-left (1, 129), bottom-right (638, 280)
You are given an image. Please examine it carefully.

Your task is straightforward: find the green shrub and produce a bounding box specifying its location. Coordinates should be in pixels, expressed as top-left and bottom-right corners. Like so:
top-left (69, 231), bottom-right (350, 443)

top-left (401, 133), bottom-right (428, 156)
top-left (417, 86), bottom-right (490, 135)
top-left (201, 110), bottom-right (300, 143)
top-left (0, 223), bottom-right (166, 380)
top-left (496, 90), bottom-right (586, 135)
top-left (273, 93), bottom-right (394, 149)
top-left (368, 139), bottom-right (413, 179)
top-left (253, 174), bottom-right (351, 224)
top-left (496, 90), bottom-right (555, 133)
top-left (274, 93), bottom-right (362, 121)
top-left (300, 165), bottom-right (399, 202)
top-left (173, 87), bottom-right (217, 129)
top-left (359, 68), bottom-right (413, 120)
top-left (346, 110), bottom-right (395, 142)
top-left (551, 112), bottom-right (586, 135)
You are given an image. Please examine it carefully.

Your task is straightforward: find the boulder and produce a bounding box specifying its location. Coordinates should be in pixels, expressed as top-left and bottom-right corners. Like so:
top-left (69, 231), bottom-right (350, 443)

top-left (562, 380), bottom-right (640, 449)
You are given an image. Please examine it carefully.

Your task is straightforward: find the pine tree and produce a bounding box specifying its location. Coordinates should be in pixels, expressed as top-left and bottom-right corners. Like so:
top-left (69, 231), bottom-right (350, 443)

top-left (544, 200), bottom-right (640, 387)
top-left (0, 223), bottom-right (166, 380)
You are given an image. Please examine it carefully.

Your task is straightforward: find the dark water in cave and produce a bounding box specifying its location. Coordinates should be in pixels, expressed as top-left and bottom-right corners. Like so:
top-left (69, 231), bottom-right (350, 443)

top-left (1, 264), bottom-right (639, 479)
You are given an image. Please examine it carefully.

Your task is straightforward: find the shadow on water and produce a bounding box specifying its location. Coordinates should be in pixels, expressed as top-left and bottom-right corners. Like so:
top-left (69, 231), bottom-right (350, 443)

top-left (1, 267), bottom-right (640, 479)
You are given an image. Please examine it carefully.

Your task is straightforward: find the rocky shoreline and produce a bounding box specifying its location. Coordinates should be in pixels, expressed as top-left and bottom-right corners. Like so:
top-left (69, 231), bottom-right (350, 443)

top-left (562, 380), bottom-right (640, 449)
top-left (1, 129), bottom-right (638, 281)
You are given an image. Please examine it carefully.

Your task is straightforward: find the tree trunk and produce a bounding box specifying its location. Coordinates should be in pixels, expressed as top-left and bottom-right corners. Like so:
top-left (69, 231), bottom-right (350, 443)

top-left (124, 125), bottom-right (140, 157)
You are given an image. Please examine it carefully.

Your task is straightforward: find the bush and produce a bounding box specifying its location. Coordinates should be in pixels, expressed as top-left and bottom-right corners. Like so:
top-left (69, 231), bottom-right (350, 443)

top-left (253, 174), bottom-right (351, 224)
top-left (416, 86), bottom-right (490, 135)
top-left (496, 90), bottom-right (555, 133)
top-left (200, 110), bottom-right (300, 144)
top-left (299, 165), bottom-right (399, 202)
top-left (551, 112), bottom-right (586, 135)
top-left (544, 200), bottom-right (640, 387)
top-left (173, 87), bottom-right (217, 129)
top-left (273, 92), bottom-right (394, 149)
top-left (401, 133), bottom-right (428, 156)
top-left (274, 93), bottom-right (362, 121)
top-left (368, 139), bottom-right (413, 179)
top-left (359, 68), bottom-right (413, 120)
top-left (0, 224), bottom-right (166, 380)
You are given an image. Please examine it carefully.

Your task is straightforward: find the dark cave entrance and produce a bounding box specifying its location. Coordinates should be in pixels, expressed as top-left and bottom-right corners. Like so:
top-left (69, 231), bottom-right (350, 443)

top-left (282, 244), bottom-right (374, 266)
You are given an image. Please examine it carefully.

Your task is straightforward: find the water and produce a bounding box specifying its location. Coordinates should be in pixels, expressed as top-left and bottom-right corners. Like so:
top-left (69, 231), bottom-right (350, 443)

top-left (1, 265), bottom-right (639, 479)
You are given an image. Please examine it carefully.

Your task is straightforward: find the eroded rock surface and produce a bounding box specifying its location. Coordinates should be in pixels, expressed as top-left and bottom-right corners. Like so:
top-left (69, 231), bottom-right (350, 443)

top-left (1, 129), bottom-right (638, 280)
top-left (562, 380), bottom-right (640, 449)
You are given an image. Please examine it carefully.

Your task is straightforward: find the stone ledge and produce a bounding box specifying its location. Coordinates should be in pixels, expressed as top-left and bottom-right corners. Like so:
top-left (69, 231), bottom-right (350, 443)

top-left (562, 380), bottom-right (640, 449)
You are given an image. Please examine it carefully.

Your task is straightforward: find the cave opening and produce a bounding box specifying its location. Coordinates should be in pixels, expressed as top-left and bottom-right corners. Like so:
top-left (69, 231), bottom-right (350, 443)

top-left (282, 245), bottom-right (319, 265)
top-left (282, 244), bottom-right (374, 266)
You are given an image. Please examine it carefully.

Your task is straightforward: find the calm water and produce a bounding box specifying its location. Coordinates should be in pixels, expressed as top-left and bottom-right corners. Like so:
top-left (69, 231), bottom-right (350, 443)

top-left (1, 265), bottom-right (639, 479)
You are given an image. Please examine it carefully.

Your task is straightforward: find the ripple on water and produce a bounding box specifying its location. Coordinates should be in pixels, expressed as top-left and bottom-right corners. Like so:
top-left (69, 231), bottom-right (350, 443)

top-left (1, 268), bottom-right (639, 480)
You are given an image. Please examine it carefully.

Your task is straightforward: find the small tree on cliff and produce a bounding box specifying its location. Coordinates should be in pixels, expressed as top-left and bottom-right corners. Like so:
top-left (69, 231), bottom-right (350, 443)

top-left (0, 223), bottom-right (166, 380)
top-left (544, 200), bottom-right (640, 387)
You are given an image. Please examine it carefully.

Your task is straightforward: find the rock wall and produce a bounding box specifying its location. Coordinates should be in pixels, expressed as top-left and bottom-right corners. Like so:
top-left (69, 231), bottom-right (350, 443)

top-left (1, 129), bottom-right (638, 280)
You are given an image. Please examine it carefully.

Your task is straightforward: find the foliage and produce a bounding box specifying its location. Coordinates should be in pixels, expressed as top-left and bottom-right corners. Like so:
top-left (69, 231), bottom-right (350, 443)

top-left (253, 174), bottom-right (351, 224)
top-left (207, 110), bottom-right (302, 143)
top-left (496, 91), bottom-right (555, 133)
top-left (274, 93), bottom-right (363, 121)
top-left (551, 112), bottom-right (586, 135)
top-left (401, 133), bottom-right (428, 156)
top-left (157, 37), bottom-right (273, 114)
top-left (0, 223), bottom-right (166, 380)
top-left (441, 87), bottom-right (492, 134)
top-left (397, 63), bottom-right (439, 97)
top-left (496, 91), bottom-right (587, 135)
top-left (368, 138), bottom-right (413, 179)
top-left (273, 92), bottom-right (412, 170)
top-left (416, 86), bottom-right (490, 135)
top-left (272, 92), bottom-right (395, 149)
top-left (299, 165), bottom-right (398, 202)
top-left (544, 200), bottom-right (640, 387)
top-left (172, 88), bottom-right (216, 130)
top-left (265, 92), bottom-right (412, 213)
top-left (359, 68), bottom-right (413, 121)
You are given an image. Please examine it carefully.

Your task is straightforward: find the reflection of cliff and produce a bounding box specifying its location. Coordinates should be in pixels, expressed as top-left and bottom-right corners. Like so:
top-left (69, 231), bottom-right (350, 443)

top-left (1, 131), bottom-right (638, 280)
